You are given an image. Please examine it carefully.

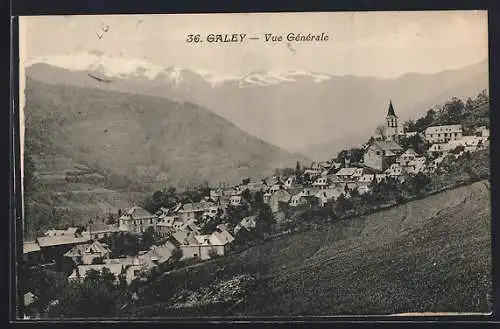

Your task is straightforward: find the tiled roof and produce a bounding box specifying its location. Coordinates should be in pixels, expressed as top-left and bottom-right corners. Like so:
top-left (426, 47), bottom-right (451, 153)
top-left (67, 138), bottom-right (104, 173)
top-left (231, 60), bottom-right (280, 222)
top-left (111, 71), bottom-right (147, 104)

top-left (425, 124), bottom-right (462, 134)
top-left (210, 230), bottom-right (234, 245)
top-left (23, 241), bottom-right (41, 254)
top-left (125, 206), bottom-right (153, 219)
top-left (37, 235), bottom-right (90, 248)
top-left (372, 140), bottom-right (403, 152)
top-left (336, 168), bottom-right (358, 176)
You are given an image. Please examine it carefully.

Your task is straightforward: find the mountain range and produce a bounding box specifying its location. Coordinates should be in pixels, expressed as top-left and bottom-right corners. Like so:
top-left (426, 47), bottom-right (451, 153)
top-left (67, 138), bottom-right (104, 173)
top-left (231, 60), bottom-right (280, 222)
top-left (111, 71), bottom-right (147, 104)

top-left (25, 51), bottom-right (489, 161)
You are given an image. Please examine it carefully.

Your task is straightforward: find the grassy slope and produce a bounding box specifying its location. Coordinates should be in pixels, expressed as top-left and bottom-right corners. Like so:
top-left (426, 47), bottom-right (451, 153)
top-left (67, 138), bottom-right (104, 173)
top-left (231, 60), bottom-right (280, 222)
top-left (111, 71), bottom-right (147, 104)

top-left (130, 180), bottom-right (491, 316)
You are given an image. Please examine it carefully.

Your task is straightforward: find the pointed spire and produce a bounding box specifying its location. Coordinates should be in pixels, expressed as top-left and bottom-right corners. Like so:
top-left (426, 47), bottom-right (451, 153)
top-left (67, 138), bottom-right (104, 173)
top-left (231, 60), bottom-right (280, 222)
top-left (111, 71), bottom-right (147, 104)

top-left (387, 100), bottom-right (396, 117)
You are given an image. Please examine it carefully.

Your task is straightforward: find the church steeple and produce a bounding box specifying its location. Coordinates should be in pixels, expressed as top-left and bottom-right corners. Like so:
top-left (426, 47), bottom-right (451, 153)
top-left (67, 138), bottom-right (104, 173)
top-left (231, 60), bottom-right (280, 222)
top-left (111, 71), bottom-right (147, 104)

top-left (387, 100), bottom-right (396, 117)
top-left (385, 99), bottom-right (400, 142)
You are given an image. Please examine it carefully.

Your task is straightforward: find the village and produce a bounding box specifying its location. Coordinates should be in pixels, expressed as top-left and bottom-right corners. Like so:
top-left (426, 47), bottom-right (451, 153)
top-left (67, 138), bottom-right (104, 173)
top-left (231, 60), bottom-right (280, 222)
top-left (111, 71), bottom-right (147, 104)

top-left (21, 99), bottom-right (490, 310)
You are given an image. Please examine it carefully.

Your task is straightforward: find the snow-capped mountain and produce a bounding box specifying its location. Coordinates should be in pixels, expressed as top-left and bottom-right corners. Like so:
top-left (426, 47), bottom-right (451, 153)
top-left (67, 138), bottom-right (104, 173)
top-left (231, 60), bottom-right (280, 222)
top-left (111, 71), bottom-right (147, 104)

top-left (238, 70), bottom-right (331, 87)
top-left (24, 50), bottom-right (332, 88)
top-left (24, 51), bottom-right (488, 159)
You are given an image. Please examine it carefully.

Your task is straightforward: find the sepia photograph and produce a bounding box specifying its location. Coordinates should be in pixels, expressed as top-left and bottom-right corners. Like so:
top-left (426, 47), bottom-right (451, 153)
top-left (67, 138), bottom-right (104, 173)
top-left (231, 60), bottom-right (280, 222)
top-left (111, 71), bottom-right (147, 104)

top-left (17, 11), bottom-right (491, 319)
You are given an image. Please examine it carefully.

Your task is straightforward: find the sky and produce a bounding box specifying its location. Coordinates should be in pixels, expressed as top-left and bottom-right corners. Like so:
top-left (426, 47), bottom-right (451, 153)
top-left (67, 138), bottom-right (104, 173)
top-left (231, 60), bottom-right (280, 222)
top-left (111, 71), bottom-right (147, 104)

top-left (20, 11), bottom-right (488, 78)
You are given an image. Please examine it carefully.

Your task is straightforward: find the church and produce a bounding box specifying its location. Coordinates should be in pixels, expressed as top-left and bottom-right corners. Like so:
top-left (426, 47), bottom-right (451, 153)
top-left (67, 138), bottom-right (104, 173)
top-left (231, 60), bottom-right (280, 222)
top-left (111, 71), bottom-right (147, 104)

top-left (363, 101), bottom-right (405, 171)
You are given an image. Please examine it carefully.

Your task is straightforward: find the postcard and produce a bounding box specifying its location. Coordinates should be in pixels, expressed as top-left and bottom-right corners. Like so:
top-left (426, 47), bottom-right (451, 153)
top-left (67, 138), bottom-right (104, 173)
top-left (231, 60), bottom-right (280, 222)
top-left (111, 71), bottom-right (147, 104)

top-left (17, 11), bottom-right (490, 319)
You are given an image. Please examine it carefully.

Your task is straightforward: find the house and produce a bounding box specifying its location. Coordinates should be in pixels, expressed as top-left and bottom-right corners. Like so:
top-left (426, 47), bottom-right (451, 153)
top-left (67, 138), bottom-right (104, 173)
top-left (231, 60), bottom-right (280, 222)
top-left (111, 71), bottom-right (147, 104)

top-left (180, 218), bottom-right (201, 234)
top-left (351, 168), bottom-right (365, 180)
top-left (209, 188), bottom-right (226, 202)
top-left (327, 174), bottom-right (344, 188)
top-left (68, 263), bottom-right (125, 283)
top-left (363, 140), bottom-right (403, 171)
top-left (263, 192), bottom-right (272, 204)
top-left (424, 124), bottom-right (463, 144)
top-left (312, 176), bottom-right (330, 189)
top-left (68, 260), bottom-right (144, 285)
top-left (63, 240), bottom-right (111, 265)
top-left (118, 206), bottom-right (156, 234)
top-left (171, 231), bottom-right (201, 259)
top-left (83, 222), bottom-right (123, 240)
top-left (375, 174), bottom-right (387, 182)
top-left (244, 181), bottom-right (268, 192)
top-left (336, 167), bottom-right (359, 181)
top-left (269, 183), bottom-right (285, 193)
top-left (179, 202), bottom-right (212, 221)
top-left (385, 163), bottom-right (405, 177)
top-left (24, 292), bottom-right (37, 307)
top-left (398, 148), bottom-right (418, 167)
top-left (23, 240), bottom-right (42, 264)
top-left (315, 188), bottom-right (344, 207)
top-left (267, 189), bottom-right (292, 213)
top-left (406, 157), bottom-right (427, 175)
top-left (329, 161), bottom-right (342, 172)
top-left (229, 195), bottom-right (243, 206)
top-left (155, 214), bottom-right (180, 235)
top-left (358, 174), bottom-right (376, 187)
top-left (172, 229), bottom-right (234, 260)
top-left (36, 233), bottom-right (90, 249)
top-left (202, 205), bottom-right (220, 220)
top-left (428, 143), bottom-right (449, 154)
top-left (284, 175), bottom-right (298, 188)
top-left (448, 136), bottom-right (487, 152)
top-left (289, 189), bottom-right (319, 207)
top-left (426, 155), bottom-right (447, 173)
top-left (208, 229), bottom-right (235, 256)
top-left (234, 215), bottom-right (257, 234)
top-left (44, 227), bottom-right (79, 237)
top-left (476, 126), bottom-right (490, 138)
top-left (171, 218), bottom-right (185, 231)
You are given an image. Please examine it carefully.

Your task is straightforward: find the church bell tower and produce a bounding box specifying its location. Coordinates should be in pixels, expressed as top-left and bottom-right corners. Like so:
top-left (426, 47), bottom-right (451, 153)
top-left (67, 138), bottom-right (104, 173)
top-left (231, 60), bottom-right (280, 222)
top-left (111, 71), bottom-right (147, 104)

top-left (385, 100), bottom-right (399, 142)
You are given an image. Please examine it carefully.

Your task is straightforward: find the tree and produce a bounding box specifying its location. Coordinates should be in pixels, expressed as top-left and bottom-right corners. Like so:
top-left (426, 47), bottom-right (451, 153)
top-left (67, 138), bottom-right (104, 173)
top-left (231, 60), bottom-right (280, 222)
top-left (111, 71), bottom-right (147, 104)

top-left (295, 161), bottom-right (302, 175)
top-left (92, 257), bottom-right (105, 265)
top-left (171, 247), bottom-right (183, 261)
top-left (208, 248), bottom-right (219, 259)
top-left (141, 226), bottom-right (156, 248)
top-left (441, 97), bottom-right (465, 124)
top-left (375, 125), bottom-right (387, 140)
top-left (398, 134), bottom-right (428, 155)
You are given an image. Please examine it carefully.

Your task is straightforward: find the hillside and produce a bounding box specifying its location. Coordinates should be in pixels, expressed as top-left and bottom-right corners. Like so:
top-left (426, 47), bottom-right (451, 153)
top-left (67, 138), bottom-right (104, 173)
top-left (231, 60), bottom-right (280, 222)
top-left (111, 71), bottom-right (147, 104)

top-left (25, 55), bottom-right (488, 155)
top-left (22, 79), bottom-right (310, 237)
top-left (126, 180), bottom-right (491, 316)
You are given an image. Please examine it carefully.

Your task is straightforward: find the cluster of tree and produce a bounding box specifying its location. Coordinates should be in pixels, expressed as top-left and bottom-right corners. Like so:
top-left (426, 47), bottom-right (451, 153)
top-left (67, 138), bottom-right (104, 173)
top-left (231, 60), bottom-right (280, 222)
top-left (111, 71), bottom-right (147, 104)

top-left (100, 229), bottom-right (163, 258)
top-left (21, 266), bottom-right (132, 318)
top-left (336, 148), bottom-right (364, 166)
top-left (407, 90), bottom-right (489, 134)
top-left (397, 134), bottom-right (428, 155)
top-left (141, 182), bottom-right (211, 214)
